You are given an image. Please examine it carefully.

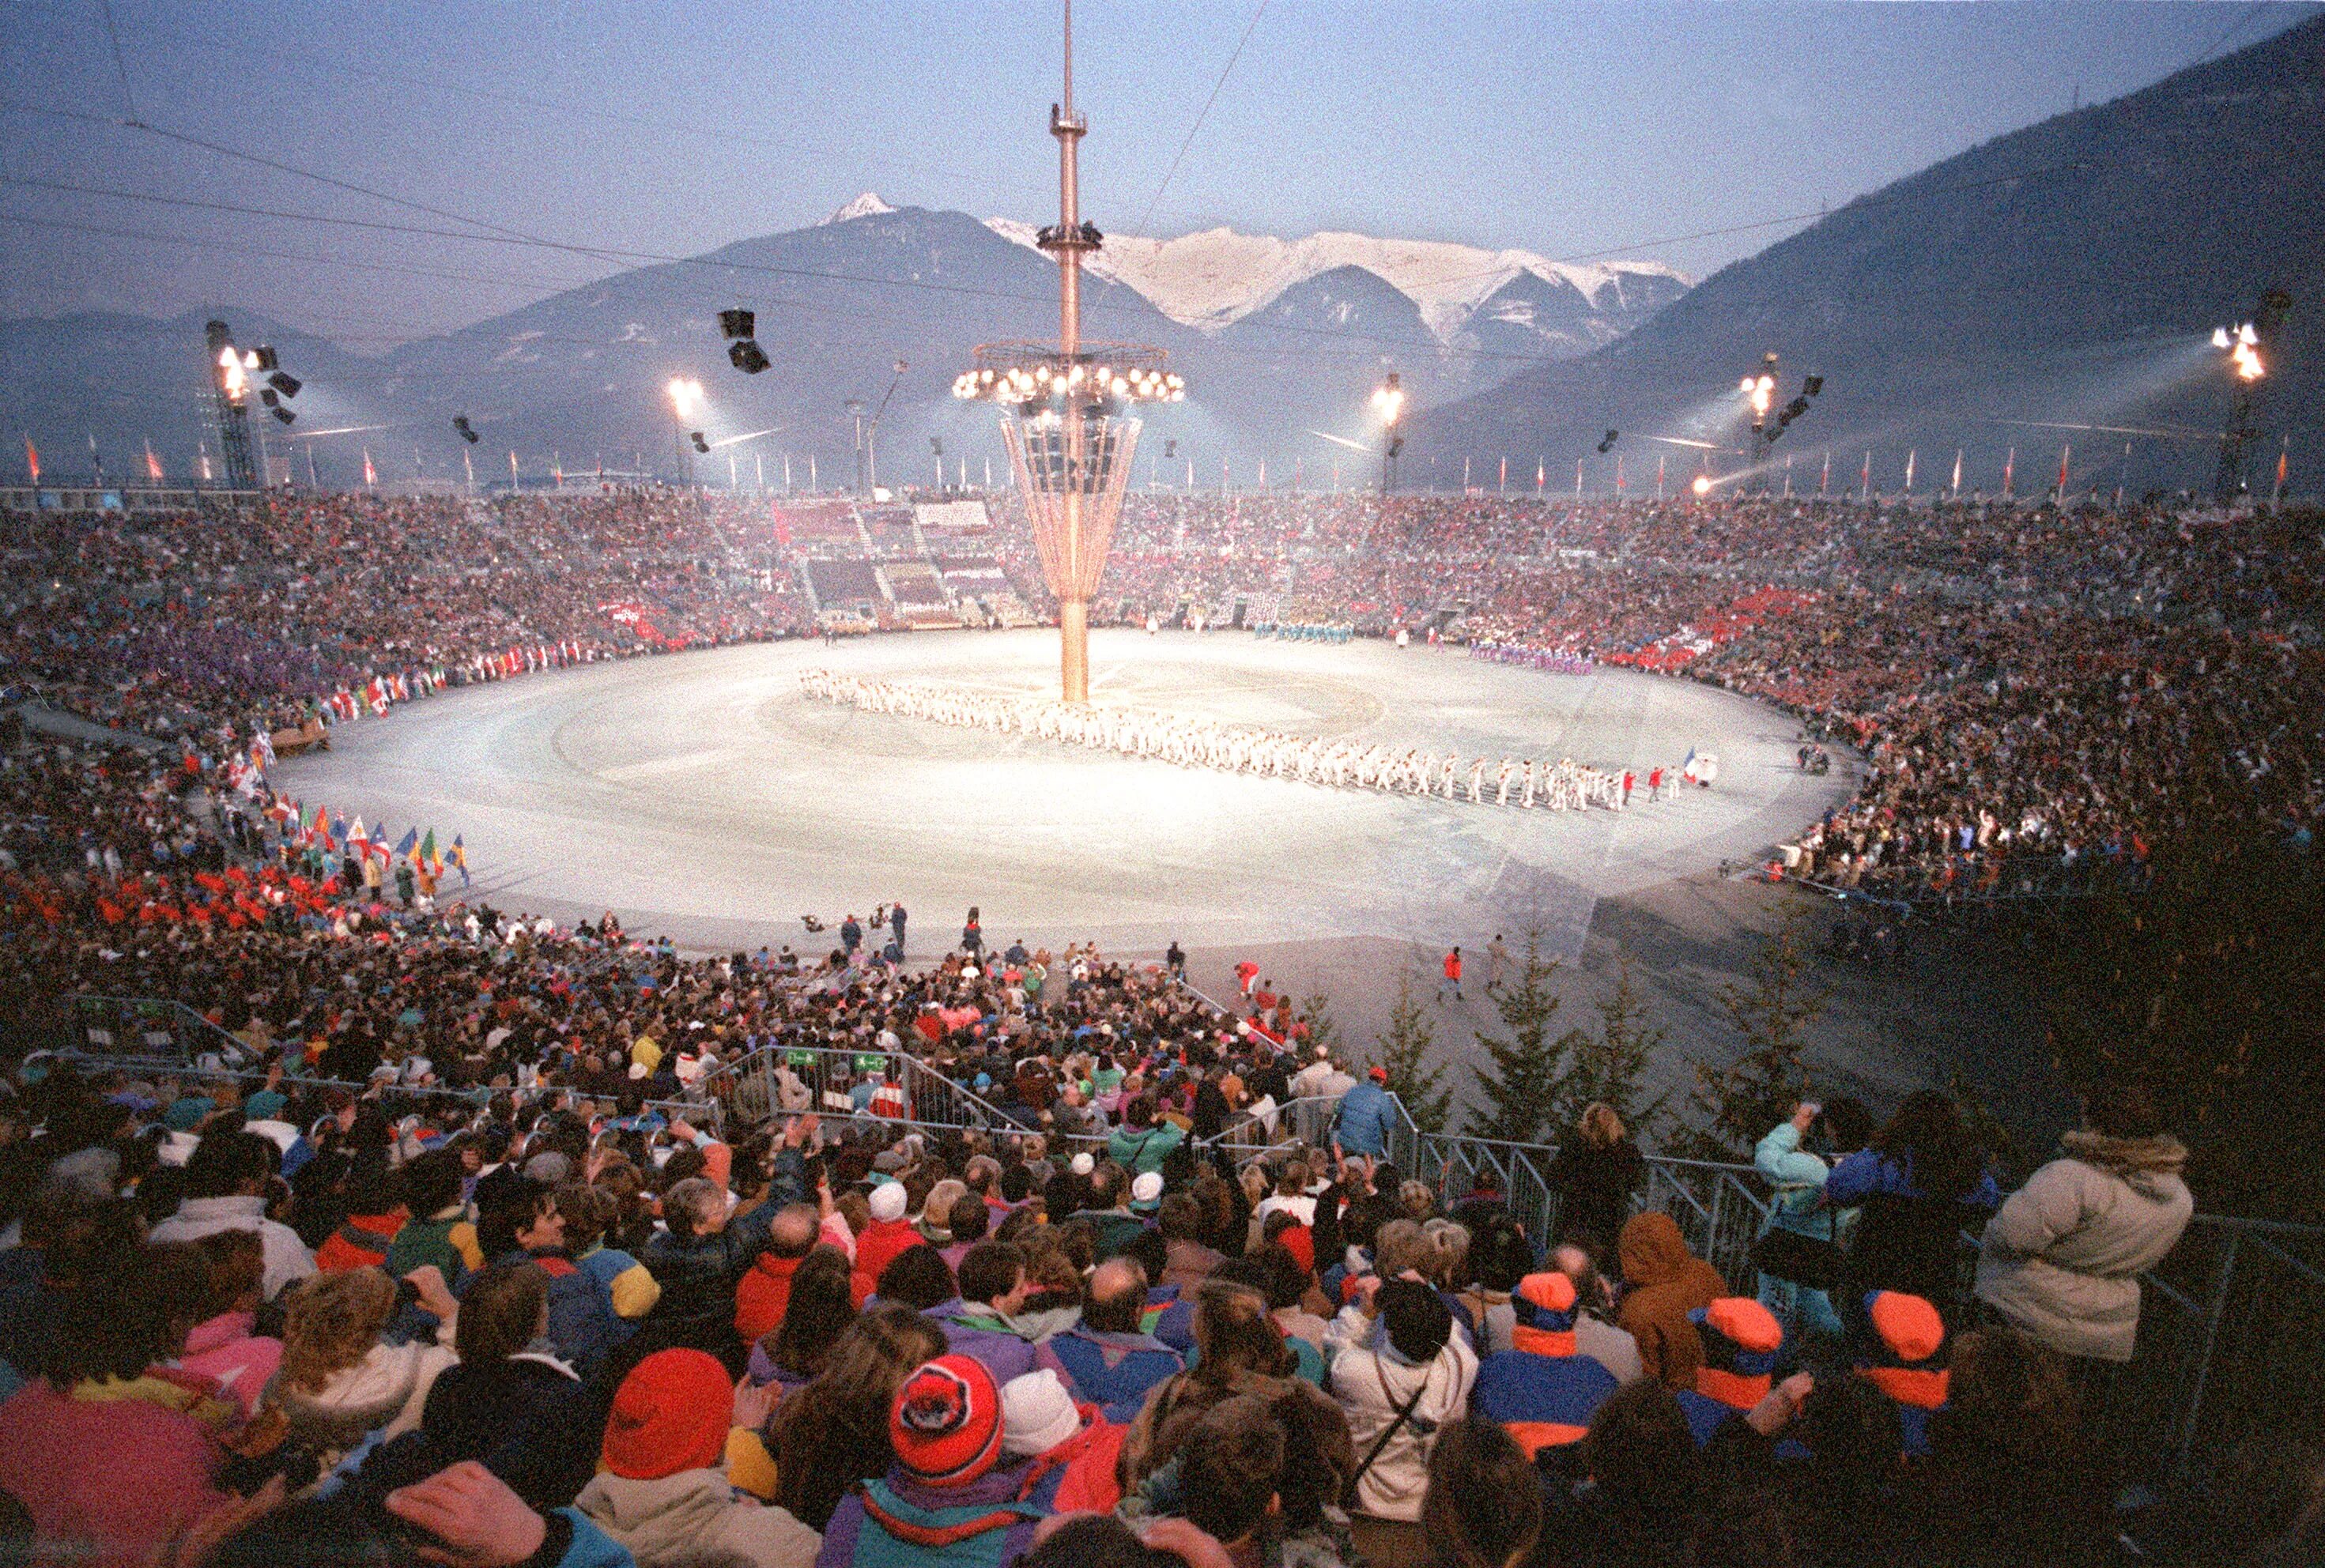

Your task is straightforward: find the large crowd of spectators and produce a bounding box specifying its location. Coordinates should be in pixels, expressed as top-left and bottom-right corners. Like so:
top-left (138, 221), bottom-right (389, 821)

top-left (5, 961), bottom-right (2300, 1568)
top-left (0, 483), bottom-right (2312, 1564)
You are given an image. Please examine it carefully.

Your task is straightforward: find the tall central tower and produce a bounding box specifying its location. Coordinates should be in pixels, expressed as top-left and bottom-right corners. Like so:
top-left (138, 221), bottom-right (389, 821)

top-left (954, 0), bottom-right (1182, 703)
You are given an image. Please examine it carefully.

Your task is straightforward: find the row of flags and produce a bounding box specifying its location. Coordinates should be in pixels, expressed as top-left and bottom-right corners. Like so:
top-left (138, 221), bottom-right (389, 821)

top-left (262, 797), bottom-right (470, 887)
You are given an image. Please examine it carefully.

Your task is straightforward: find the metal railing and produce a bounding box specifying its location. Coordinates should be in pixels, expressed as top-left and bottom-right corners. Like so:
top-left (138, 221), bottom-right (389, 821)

top-left (675, 1043), bottom-right (1028, 1140)
top-left (67, 994), bottom-right (260, 1069)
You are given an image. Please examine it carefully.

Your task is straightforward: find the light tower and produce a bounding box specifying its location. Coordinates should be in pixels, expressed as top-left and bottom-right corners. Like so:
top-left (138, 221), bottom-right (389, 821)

top-left (204, 320), bottom-right (258, 491)
top-left (2212, 289), bottom-right (2292, 504)
top-left (954, 0), bottom-right (1183, 703)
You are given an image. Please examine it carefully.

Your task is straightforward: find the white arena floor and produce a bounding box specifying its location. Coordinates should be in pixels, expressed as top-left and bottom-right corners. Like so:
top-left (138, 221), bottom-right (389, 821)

top-left (273, 629), bottom-right (1859, 957)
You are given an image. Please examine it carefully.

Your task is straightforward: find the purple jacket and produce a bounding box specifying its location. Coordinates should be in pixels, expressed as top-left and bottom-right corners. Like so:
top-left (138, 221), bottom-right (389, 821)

top-left (923, 1300), bottom-right (1065, 1388)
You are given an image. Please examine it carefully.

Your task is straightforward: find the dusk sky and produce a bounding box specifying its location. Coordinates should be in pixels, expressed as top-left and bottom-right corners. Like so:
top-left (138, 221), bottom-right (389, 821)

top-left (3, 1), bottom-right (2316, 346)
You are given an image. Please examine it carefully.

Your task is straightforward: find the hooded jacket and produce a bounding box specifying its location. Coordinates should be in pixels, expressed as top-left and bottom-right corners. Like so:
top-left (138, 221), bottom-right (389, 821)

top-left (1614, 1212), bottom-right (1727, 1389)
top-left (737, 1251), bottom-right (809, 1344)
top-left (1046, 1325), bottom-right (1183, 1423)
top-left (272, 1336), bottom-right (455, 1452)
top-left (1974, 1132), bottom-right (2195, 1362)
top-left (576, 1467), bottom-right (821, 1568)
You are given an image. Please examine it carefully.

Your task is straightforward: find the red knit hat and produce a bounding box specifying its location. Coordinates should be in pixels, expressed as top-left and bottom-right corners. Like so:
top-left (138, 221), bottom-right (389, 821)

top-left (890, 1355), bottom-right (1004, 1487)
top-left (602, 1349), bottom-right (734, 1479)
top-left (1866, 1291), bottom-right (1946, 1365)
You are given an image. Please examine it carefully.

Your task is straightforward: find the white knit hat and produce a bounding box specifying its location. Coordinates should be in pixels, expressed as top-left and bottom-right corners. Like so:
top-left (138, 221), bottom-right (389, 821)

top-left (868, 1182), bottom-right (909, 1223)
top-left (1070, 1152), bottom-right (1095, 1177)
top-left (1130, 1170), bottom-right (1165, 1208)
top-left (1001, 1369), bottom-right (1081, 1458)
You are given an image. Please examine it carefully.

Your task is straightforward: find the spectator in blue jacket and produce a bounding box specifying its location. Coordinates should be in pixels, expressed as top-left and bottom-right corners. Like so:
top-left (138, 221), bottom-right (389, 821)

top-left (1330, 1066), bottom-right (1400, 1164)
top-left (1822, 1090), bottom-right (2001, 1327)
top-left (1471, 1271), bottom-right (1621, 1461)
top-left (1672, 1297), bottom-right (1787, 1446)
top-left (1047, 1258), bottom-right (1184, 1421)
top-left (472, 1178), bottom-right (624, 1382)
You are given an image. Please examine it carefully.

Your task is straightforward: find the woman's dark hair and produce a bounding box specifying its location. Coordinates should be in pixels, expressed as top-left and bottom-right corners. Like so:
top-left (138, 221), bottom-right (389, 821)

top-left (2083, 1081), bottom-right (2168, 1141)
top-left (769, 1245), bottom-right (858, 1378)
top-left (1873, 1090), bottom-right (1984, 1204)
top-left (1584, 1379), bottom-right (1705, 1516)
top-left (43, 1242), bottom-right (206, 1385)
top-left (399, 1148), bottom-right (467, 1220)
top-left (1423, 1418), bottom-right (1543, 1568)
top-left (455, 1259), bottom-right (549, 1366)
top-left (1191, 1280), bottom-right (1294, 1382)
top-left (1815, 1096), bottom-right (1875, 1156)
top-left (1020, 1514), bottom-right (1176, 1568)
top-left (874, 1244), bottom-right (957, 1312)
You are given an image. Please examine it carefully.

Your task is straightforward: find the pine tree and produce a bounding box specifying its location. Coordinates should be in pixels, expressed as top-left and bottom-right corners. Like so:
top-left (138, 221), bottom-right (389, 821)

top-left (1467, 929), bottom-right (1569, 1145)
top-left (1555, 958), bottom-right (1673, 1141)
top-left (1371, 971), bottom-right (1453, 1134)
top-left (1295, 989), bottom-right (1342, 1059)
top-left (1678, 903), bottom-right (1827, 1161)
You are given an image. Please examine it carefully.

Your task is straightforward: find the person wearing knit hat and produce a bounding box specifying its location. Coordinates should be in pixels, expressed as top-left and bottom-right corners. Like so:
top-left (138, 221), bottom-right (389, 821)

top-left (1472, 1272), bottom-right (1621, 1458)
top-left (576, 1348), bottom-right (821, 1568)
top-left (1853, 1290), bottom-right (1950, 1455)
top-left (816, 1355), bottom-right (1046, 1568)
top-left (1128, 1170), bottom-right (1164, 1216)
top-left (1069, 1152), bottom-right (1095, 1178)
top-left (1674, 1297), bottom-right (1786, 1446)
top-left (1001, 1369), bottom-right (1125, 1514)
top-left (850, 1182), bottom-right (921, 1306)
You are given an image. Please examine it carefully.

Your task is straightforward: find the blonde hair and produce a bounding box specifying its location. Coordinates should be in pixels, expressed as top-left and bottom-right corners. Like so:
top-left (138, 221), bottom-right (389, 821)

top-left (279, 1268), bottom-right (396, 1391)
top-left (1580, 1102), bottom-right (1626, 1148)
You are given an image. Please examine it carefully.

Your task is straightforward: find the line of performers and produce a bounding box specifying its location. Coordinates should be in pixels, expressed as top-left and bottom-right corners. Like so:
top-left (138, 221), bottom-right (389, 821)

top-left (800, 670), bottom-right (1635, 811)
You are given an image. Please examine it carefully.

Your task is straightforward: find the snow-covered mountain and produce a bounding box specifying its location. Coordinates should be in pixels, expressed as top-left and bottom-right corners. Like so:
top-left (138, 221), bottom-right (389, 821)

top-left (984, 213), bottom-right (1688, 347)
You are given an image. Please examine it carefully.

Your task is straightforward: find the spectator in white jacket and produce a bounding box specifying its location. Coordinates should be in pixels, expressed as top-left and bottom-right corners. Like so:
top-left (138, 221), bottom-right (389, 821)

top-left (1326, 1276), bottom-right (1478, 1524)
top-left (144, 1128), bottom-right (315, 1300)
top-left (1974, 1083), bottom-right (2195, 1364)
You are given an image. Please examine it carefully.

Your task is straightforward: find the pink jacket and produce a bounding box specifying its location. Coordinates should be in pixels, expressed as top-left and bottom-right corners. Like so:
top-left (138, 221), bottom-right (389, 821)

top-left (0, 1382), bottom-right (228, 1568)
top-left (172, 1312), bottom-right (283, 1419)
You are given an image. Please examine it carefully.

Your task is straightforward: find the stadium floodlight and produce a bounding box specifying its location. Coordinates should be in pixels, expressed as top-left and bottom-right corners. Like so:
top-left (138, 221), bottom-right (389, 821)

top-left (1371, 373), bottom-right (1406, 428)
top-left (2217, 322), bottom-right (2265, 381)
top-left (267, 371), bottom-right (302, 399)
top-left (666, 377), bottom-right (706, 419)
top-left (1692, 474), bottom-right (1713, 497)
top-left (719, 308), bottom-right (756, 341)
top-left (217, 345), bottom-right (248, 402)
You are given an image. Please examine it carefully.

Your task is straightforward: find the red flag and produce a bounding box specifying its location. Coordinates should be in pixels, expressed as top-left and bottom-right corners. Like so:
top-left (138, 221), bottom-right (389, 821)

top-left (144, 440), bottom-right (164, 482)
top-left (22, 435), bottom-right (37, 484)
top-left (363, 448), bottom-right (378, 488)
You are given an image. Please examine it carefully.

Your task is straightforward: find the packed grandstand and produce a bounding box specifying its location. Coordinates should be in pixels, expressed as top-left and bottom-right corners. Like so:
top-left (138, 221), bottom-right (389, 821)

top-left (0, 485), bottom-right (2315, 1567)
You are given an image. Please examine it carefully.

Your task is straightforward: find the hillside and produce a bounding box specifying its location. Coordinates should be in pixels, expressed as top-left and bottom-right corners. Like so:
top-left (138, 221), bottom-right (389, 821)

top-left (1419, 16), bottom-right (2325, 496)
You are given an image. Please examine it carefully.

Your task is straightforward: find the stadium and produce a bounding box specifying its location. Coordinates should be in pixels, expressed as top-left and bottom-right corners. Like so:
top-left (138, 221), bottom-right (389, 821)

top-left (2, 4), bottom-right (2323, 1567)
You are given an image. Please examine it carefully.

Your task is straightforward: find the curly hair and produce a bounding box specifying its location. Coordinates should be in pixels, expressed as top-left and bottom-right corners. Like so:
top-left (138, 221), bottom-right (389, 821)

top-left (279, 1268), bottom-right (396, 1392)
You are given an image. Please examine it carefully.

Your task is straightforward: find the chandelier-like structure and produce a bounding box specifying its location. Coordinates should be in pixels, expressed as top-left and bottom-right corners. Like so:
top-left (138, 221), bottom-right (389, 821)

top-left (953, 0), bottom-right (1183, 704)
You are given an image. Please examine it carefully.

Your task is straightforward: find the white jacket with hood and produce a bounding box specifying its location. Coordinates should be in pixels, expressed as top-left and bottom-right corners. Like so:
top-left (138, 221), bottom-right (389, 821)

top-left (1974, 1131), bottom-right (2195, 1363)
top-left (574, 1468), bottom-right (820, 1568)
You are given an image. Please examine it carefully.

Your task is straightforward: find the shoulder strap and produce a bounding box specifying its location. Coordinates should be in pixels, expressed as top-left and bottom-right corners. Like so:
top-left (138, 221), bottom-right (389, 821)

top-left (1344, 1365), bottom-right (1432, 1503)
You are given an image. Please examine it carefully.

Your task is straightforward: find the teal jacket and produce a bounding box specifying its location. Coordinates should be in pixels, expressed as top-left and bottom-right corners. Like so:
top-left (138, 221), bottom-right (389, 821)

top-left (1755, 1123), bottom-right (1837, 1238)
top-left (1107, 1121), bottom-right (1184, 1176)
